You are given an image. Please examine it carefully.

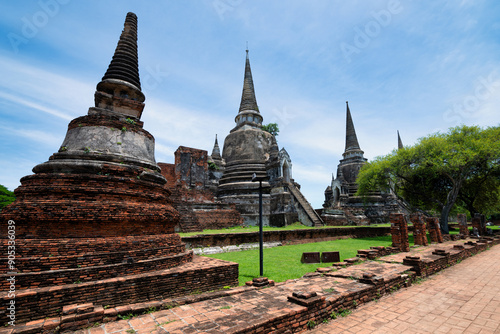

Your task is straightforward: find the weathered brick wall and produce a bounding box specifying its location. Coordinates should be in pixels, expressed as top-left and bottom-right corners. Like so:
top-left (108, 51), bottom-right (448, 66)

top-left (0, 250), bottom-right (192, 291)
top-left (390, 213), bottom-right (409, 252)
top-left (402, 242), bottom-right (490, 277)
top-left (472, 213), bottom-right (486, 236)
top-left (158, 162), bottom-right (177, 187)
top-left (159, 156), bottom-right (243, 233)
top-left (426, 217), bottom-right (444, 243)
top-left (457, 213), bottom-right (468, 235)
top-left (174, 146), bottom-right (208, 189)
top-left (0, 234), bottom-right (182, 258)
top-left (411, 212), bottom-right (428, 246)
top-left (194, 209), bottom-right (245, 231)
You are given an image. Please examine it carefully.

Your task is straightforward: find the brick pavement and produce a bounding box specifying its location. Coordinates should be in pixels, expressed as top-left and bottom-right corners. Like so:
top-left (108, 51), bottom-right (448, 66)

top-left (311, 244), bottom-right (500, 334)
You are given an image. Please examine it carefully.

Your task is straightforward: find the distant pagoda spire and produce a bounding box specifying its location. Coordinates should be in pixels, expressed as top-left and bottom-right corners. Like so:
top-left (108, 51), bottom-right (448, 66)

top-left (397, 130), bottom-right (404, 149)
top-left (95, 12), bottom-right (145, 119)
top-left (211, 134), bottom-right (221, 161)
top-left (101, 12), bottom-right (141, 90)
top-left (344, 101), bottom-right (361, 153)
top-left (239, 49), bottom-right (259, 113)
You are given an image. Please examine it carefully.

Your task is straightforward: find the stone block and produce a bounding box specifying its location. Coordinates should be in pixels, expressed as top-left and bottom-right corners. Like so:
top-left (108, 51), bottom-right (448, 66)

top-left (321, 252), bottom-right (340, 263)
top-left (301, 252), bottom-right (320, 264)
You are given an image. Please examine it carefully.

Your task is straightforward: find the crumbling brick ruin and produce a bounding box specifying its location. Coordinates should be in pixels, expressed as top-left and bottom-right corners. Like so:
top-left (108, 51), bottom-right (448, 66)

top-left (426, 216), bottom-right (444, 243)
top-left (472, 213), bottom-right (487, 236)
top-left (411, 212), bottom-right (428, 246)
top-left (457, 213), bottom-right (468, 236)
top-left (390, 213), bottom-right (410, 252)
top-left (158, 146), bottom-right (244, 232)
top-left (0, 12), bottom-right (237, 325)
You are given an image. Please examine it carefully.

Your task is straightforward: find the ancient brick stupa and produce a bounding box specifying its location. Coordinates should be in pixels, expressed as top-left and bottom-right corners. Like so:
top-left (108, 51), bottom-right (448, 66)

top-left (3, 12), bottom-right (181, 240)
top-left (217, 50), bottom-right (275, 225)
top-left (217, 50), bottom-right (323, 227)
top-left (0, 12), bottom-right (237, 326)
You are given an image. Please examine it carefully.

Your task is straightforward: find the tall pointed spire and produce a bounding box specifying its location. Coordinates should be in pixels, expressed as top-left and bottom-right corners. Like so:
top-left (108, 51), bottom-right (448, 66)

top-left (101, 12), bottom-right (141, 90)
top-left (233, 49), bottom-right (263, 130)
top-left (345, 101), bottom-right (361, 152)
top-left (397, 130), bottom-right (404, 149)
top-left (239, 49), bottom-right (259, 113)
top-left (95, 12), bottom-right (145, 119)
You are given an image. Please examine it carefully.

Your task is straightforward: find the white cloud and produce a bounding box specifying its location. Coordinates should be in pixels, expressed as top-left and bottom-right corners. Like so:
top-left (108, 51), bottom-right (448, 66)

top-left (0, 91), bottom-right (72, 121)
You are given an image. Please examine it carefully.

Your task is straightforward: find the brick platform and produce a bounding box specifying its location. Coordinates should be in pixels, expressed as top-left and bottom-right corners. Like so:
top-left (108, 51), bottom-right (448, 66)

top-left (0, 256), bottom-right (237, 325)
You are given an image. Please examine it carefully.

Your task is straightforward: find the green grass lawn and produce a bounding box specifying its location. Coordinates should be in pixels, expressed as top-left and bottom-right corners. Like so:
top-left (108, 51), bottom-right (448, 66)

top-left (196, 223), bottom-right (499, 285)
top-left (204, 235), bottom-right (400, 285)
top-left (179, 222), bottom-right (392, 237)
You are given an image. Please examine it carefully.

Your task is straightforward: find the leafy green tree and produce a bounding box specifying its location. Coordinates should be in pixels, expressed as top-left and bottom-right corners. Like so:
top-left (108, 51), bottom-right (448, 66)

top-left (0, 185), bottom-right (15, 211)
top-left (456, 158), bottom-right (500, 218)
top-left (356, 125), bottom-right (500, 234)
top-left (261, 123), bottom-right (279, 137)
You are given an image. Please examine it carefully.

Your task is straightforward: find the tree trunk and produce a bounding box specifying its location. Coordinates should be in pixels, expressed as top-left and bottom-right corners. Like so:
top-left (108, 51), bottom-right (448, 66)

top-left (439, 178), bottom-right (463, 234)
top-left (440, 203), bottom-right (452, 234)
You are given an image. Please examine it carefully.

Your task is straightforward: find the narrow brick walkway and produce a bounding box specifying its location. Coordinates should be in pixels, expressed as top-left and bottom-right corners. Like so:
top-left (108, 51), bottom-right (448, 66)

top-left (311, 244), bottom-right (500, 334)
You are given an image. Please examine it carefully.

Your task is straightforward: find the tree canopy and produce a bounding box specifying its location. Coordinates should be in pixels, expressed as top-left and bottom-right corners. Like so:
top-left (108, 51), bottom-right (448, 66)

top-left (0, 185), bottom-right (15, 211)
top-left (356, 125), bottom-right (500, 234)
top-left (261, 123), bottom-right (279, 137)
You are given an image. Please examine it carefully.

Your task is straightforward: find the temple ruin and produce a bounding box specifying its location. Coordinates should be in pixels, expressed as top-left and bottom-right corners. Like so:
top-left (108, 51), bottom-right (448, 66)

top-left (155, 50), bottom-right (322, 230)
top-left (165, 50), bottom-right (323, 228)
top-left (322, 102), bottom-right (402, 225)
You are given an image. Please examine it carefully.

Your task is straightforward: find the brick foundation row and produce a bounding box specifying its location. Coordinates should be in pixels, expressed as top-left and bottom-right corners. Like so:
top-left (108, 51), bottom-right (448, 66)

top-left (0, 256), bottom-right (238, 325)
top-left (0, 243), bottom-right (186, 273)
top-left (0, 250), bottom-right (193, 290)
top-left (402, 237), bottom-right (499, 276)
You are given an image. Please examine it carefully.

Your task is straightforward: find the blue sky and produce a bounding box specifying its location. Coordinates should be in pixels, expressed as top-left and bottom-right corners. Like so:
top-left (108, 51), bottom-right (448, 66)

top-left (1, 1), bottom-right (499, 208)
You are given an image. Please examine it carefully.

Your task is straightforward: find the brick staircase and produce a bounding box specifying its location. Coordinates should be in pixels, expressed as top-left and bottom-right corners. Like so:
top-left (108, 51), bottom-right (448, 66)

top-left (287, 182), bottom-right (324, 227)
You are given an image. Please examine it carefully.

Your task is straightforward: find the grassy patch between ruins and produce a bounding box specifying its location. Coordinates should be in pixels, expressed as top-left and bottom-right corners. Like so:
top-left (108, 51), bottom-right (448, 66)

top-left (204, 236), bottom-right (396, 285)
top-left (178, 222), bottom-right (392, 237)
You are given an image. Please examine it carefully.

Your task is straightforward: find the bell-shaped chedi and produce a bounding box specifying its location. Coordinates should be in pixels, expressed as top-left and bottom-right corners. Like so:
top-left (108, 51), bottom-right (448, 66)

top-left (217, 50), bottom-right (274, 225)
top-left (2, 12), bottom-right (178, 239)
